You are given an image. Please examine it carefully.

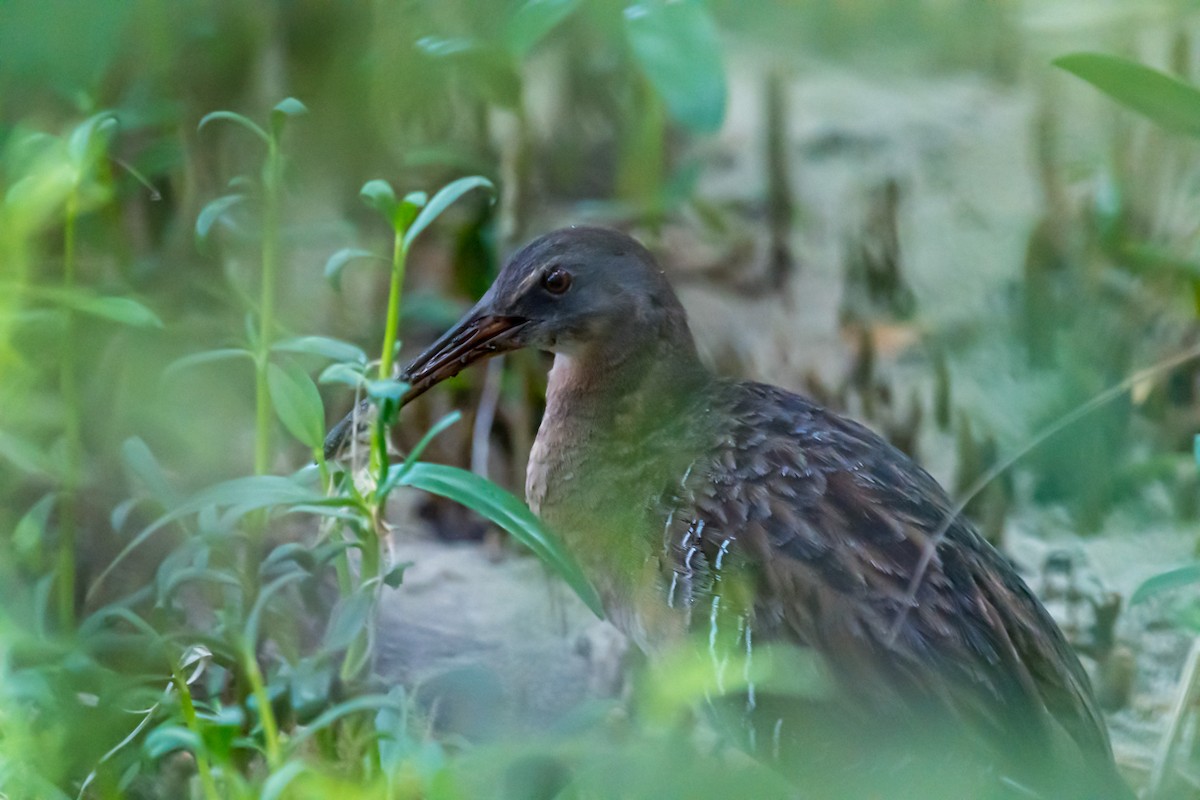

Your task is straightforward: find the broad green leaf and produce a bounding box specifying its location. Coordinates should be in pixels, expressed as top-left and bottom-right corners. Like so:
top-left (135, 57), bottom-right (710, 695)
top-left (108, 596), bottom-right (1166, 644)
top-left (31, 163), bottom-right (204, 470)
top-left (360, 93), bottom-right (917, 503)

top-left (274, 335), bottom-right (367, 365)
top-left (1131, 563), bottom-right (1200, 605)
top-left (360, 179), bottom-right (398, 223)
top-left (402, 176), bottom-right (494, 250)
top-left (164, 347), bottom-right (253, 381)
top-left (624, 0), bottom-right (727, 134)
top-left (1055, 53), bottom-right (1200, 139)
top-left (0, 429), bottom-right (56, 477)
top-left (398, 462), bottom-right (604, 616)
top-left (323, 247), bottom-right (380, 291)
top-left (268, 362), bottom-right (326, 450)
top-left (198, 110), bottom-right (269, 143)
top-left (196, 193), bottom-right (246, 243)
top-left (270, 97), bottom-right (308, 136)
top-left (323, 589), bottom-right (374, 651)
top-left (505, 0), bottom-right (581, 57)
top-left (121, 437), bottom-right (181, 508)
top-left (32, 287), bottom-right (162, 327)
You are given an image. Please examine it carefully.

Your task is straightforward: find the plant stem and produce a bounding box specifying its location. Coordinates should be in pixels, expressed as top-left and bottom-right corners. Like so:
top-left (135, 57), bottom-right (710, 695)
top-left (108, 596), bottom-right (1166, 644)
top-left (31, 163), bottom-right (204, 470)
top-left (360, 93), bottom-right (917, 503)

top-left (379, 231), bottom-right (406, 380)
top-left (243, 647), bottom-right (283, 769)
top-left (57, 189), bottom-right (81, 630)
top-left (173, 665), bottom-right (222, 800)
top-left (255, 139), bottom-right (282, 476)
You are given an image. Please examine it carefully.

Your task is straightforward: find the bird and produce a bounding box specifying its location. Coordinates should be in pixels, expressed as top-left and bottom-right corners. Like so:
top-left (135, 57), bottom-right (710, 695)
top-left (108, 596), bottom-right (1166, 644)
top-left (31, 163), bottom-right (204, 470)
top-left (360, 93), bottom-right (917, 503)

top-left (325, 226), bottom-right (1131, 799)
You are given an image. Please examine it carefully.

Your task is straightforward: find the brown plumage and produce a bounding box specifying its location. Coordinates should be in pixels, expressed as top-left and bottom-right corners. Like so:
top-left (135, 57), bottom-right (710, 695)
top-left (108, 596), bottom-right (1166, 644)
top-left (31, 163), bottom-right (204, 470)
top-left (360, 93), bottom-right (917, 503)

top-left (326, 226), bottom-right (1129, 798)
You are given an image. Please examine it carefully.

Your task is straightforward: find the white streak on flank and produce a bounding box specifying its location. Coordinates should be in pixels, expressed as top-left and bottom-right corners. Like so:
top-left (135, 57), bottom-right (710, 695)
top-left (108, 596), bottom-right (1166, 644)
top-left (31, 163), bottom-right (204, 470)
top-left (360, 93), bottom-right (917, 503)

top-left (772, 718), bottom-right (783, 760)
top-left (709, 594), bottom-right (724, 693)
top-left (667, 572), bottom-right (679, 608)
top-left (714, 539), bottom-right (732, 571)
top-left (744, 624), bottom-right (756, 713)
top-left (684, 546), bottom-right (697, 569)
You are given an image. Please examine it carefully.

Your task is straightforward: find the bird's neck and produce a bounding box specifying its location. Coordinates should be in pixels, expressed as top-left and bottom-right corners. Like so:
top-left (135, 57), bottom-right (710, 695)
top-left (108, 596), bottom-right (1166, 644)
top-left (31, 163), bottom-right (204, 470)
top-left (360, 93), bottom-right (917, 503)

top-left (544, 324), bottom-right (710, 435)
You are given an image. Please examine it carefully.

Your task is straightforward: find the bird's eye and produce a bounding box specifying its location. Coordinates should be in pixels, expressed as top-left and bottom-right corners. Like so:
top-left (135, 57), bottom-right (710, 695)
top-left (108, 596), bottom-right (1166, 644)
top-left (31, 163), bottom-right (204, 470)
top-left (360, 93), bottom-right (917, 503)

top-left (541, 267), bottom-right (572, 295)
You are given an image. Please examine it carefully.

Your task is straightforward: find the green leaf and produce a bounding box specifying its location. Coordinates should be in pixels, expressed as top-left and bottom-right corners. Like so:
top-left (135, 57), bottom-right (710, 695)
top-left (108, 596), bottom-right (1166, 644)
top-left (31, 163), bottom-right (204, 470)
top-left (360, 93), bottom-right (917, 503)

top-left (196, 193), bottom-right (246, 244)
top-left (198, 110), bottom-right (269, 144)
top-left (121, 437), bottom-right (181, 508)
top-left (624, 0), bottom-right (727, 134)
top-left (323, 589), bottom-right (374, 651)
top-left (274, 335), bottom-right (367, 365)
top-left (91, 476), bottom-right (325, 600)
top-left (323, 247), bottom-right (380, 291)
top-left (1055, 53), bottom-right (1200, 139)
top-left (1131, 564), bottom-right (1200, 605)
top-left (13, 494), bottom-right (56, 561)
top-left (261, 760), bottom-right (308, 800)
top-left (398, 463), bottom-right (604, 617)
top-left (67, 112), bottom-right (118, 167)
top-left (380, 411), bottom-right (462, 495)
top-left (289, 694), bottom-right (406, 747)
top-left (0, 429), bottom-right (56, 477)
top-left (383, 561), bottom-right (413, 588)
top-left (319, 362), bottom-right (367, 389)
top-left (505, 0), bottom-right (581, 57)
top-left (164, 347), bottom-right (254, 381)
top-left (270, 97), bottom-right (308, 136)
top-left (360, 179), bottom-right (398, 224)
top-left (268, 362), bottom-right (326, 450)
top-left (366, 378), bottom-right (409, 404)
top-left (30, 287), bottom-right (162, 327)
top-left (144, 725), bottom-right (203, 760)
top-left (244, 571), bottom-right (307, 653)
top-left (395, 190), bottom-right (428, 234)
top-left (402, 176), bottom-right (494, 250)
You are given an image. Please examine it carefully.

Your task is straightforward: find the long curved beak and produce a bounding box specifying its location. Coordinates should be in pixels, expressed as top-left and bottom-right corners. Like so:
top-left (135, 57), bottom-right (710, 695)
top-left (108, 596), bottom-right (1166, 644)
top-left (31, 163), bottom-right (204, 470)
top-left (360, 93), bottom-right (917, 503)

top-left (399, 309), bottom-right (529, 404)
top-left (323, 303), bottom-right (528, 460)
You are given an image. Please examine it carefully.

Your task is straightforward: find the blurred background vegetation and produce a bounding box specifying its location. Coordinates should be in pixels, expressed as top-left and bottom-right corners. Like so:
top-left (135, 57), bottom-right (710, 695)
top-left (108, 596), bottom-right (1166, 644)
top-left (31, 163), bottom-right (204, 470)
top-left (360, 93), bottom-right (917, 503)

top-left (7, 0), bottom-right (1200, 797)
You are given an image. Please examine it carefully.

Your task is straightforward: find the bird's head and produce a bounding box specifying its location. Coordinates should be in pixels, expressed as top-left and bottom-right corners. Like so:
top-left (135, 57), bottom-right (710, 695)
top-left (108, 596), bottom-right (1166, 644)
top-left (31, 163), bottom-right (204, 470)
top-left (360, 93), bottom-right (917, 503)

top-left (400, 226), bottom-right (692, 404)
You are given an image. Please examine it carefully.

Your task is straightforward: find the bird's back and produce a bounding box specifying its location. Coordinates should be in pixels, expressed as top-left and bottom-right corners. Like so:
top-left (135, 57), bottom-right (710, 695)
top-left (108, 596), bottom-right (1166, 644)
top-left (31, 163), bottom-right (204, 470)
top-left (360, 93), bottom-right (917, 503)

top-left (642, 380), bottom-right (1123, 795)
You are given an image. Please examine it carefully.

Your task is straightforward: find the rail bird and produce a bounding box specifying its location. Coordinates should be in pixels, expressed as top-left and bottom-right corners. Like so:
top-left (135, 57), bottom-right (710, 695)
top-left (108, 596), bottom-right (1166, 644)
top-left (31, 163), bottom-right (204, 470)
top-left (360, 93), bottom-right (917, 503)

top-left (326, 226), bottom-right (1130, 799)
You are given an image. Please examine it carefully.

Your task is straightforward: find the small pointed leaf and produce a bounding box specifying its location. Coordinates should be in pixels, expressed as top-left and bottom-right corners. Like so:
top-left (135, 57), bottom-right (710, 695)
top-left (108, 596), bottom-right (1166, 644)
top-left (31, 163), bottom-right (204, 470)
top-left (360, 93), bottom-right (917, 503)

top-left (402, 176), bottom-right (494, 249)
top-left (198, 111), bottom-right (269, 143)
top-left (323, 247), bottom-right (380, 291)
top-left (360, 179), bottom-right (398, 224)
top-left (268, 362), bottom-right (326, 450)
top-left (270, 97), bottom-right (308, 136)
top-left (273, 335), bottom-right (367, 365)
top-left (196, 194), bottom-right (246, 244)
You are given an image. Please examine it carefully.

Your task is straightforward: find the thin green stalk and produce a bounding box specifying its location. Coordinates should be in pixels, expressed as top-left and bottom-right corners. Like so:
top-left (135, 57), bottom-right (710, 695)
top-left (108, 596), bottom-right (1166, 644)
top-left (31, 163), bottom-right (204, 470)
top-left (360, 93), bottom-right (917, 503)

top-left (242, 647), bottom-right (283, 768)
top-left (255, 139), bottom-right (282, 477)
top-left (173, 666), bottom-right (222, 800)
top-left (378, 232), bottom-right (406, 380)
top-left (57, 189), bottom-right (81, 630)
